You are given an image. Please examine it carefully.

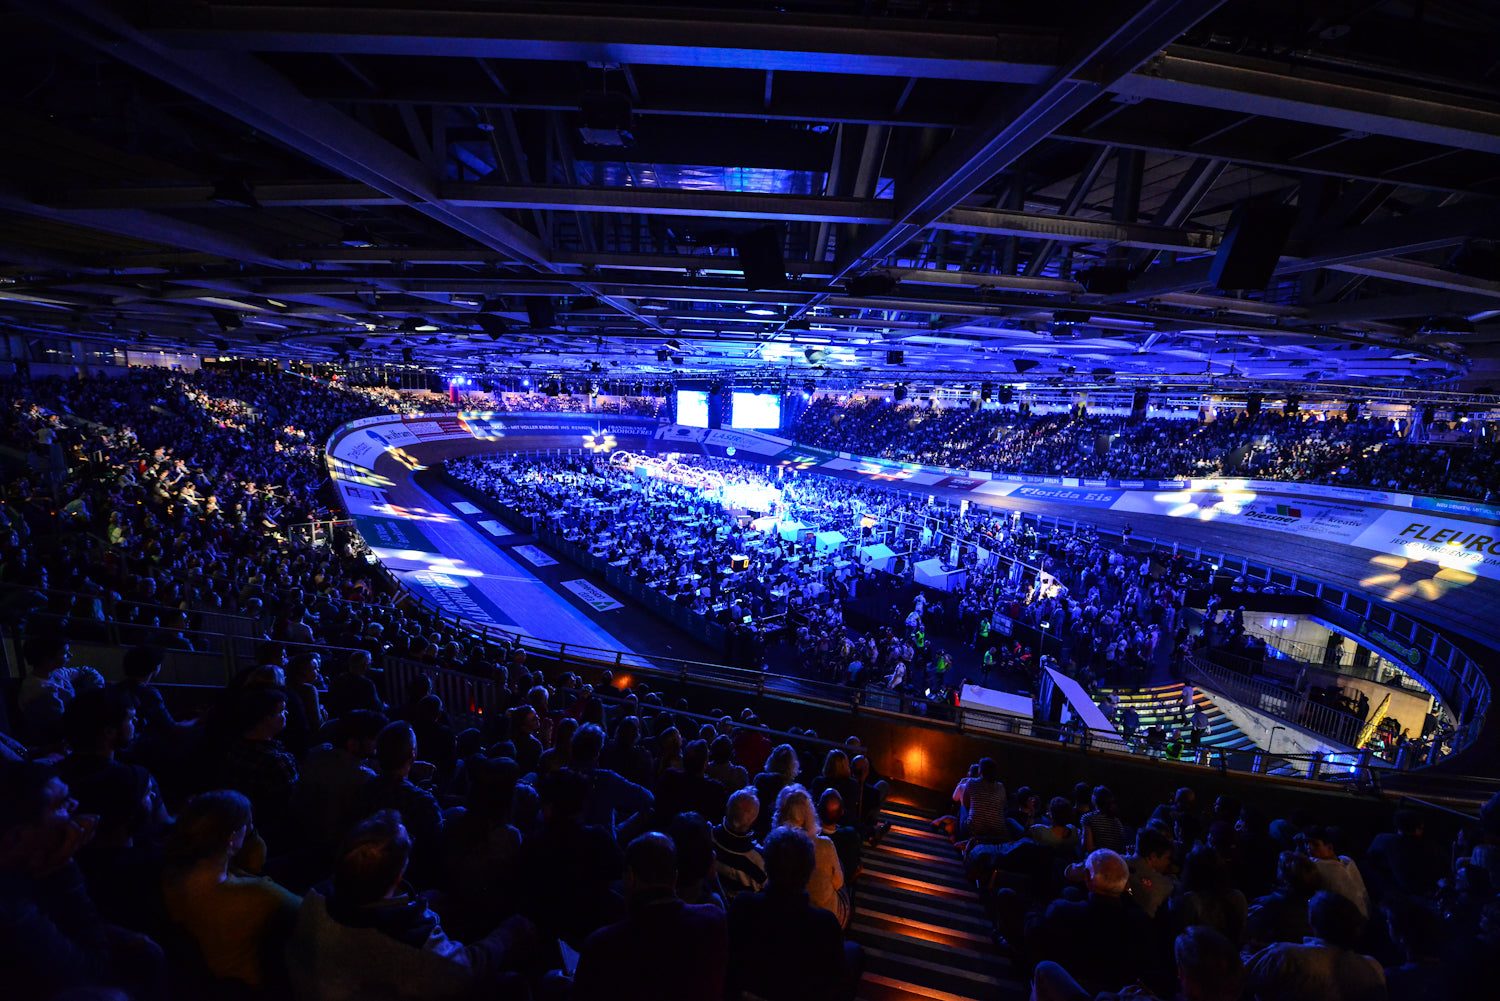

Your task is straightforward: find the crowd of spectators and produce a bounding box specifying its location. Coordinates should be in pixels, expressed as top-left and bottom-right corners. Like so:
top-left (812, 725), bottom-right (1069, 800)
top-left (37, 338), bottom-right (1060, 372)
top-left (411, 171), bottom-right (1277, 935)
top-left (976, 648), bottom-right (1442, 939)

top-left (0, 366), bottom-right (887, 1000)
top-left (492, 393), bottom-right (665, 417)
top-left (0, 365), bottom-right (1494, 1001)
top-left (943, 756), bottom-right (1500, 1001)
top-left (792, 398), bottom-right (1500, 502)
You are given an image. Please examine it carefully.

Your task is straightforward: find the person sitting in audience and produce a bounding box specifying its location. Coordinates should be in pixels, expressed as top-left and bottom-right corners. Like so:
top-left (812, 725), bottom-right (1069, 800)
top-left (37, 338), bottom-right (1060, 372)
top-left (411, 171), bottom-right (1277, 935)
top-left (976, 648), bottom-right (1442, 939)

top-left (18, 633), bottom-right (105, 745)
top-left (351, 721), bottom-right (445, 887)
top-left (1247, 890), bottom-right (1386, 1001)
top-left (1033, 849), bottom-right (1157, 994)
top-left (1170, 845), bottom-right (1249, 944)
top-left (713, 787), bottom-right (767, 899)
top-left (289, 709), bottom-right (384, 867)
top-left (217, 686), bottom-right (299, 840)
top-left (109, 645), bottom-right (174, 735)
top-left (573, 831), bottom-right (729, 1001)
top-left (1126, 826), bottom-right (1178, 919)
top-left (289, 809), bottom-right (534, 1001)
top-left (773, 783), bottom-right (848, 927)
top-left (568, 722), bottom-right (653, 834)
top-left (728, 825), bottom-right (863, 1001)
top-left (161, 789), bottom-right (301, 990)
top-left (325, 650), bottom-right (384, 718)
top-left (1246, 851), bottom-right (1323, 947)
top-left (0, 760), bottom-right (167, 1000)
top-left (754, 743), bottom-right (800, 839)
top-left (706, 734), bottom-right (749, 792)
top-left (513, 768), bottom-right (625, 949)
top-left (1306, 826), bottom-right (1372, 918)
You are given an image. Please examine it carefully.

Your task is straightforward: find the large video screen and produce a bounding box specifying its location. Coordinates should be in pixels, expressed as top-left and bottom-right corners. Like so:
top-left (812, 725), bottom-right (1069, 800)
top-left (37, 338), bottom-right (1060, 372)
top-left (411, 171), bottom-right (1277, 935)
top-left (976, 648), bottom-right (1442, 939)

top-left (676, 389), bottom-right (710, 428)
top-left (731, 391), bottom-right (782, 429)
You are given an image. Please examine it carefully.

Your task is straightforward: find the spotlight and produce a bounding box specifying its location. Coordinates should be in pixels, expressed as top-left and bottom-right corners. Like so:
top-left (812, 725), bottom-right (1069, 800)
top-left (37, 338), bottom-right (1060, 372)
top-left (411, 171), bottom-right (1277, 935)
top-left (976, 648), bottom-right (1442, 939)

top-left (746, 306), bottom-right (779, 317)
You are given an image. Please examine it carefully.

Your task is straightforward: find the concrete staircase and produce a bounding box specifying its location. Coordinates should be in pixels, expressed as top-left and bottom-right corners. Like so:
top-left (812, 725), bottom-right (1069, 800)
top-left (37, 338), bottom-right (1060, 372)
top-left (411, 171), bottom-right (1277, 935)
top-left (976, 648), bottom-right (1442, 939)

top-left (850, 794), bottom-right (1027, 1001)
top-left (1103, 682), bottom-right (1259, 758)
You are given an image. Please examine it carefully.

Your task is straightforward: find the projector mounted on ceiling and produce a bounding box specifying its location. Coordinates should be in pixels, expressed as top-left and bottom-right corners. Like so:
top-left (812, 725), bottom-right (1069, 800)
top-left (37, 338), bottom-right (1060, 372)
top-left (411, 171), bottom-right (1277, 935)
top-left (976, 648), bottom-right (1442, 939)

top-left (578, 92), bottom-right (635, 147)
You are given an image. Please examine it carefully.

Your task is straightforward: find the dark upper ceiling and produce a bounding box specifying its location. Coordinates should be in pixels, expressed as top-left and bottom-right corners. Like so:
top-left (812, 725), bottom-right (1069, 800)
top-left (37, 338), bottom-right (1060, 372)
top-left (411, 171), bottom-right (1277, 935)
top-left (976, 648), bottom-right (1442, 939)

top-left (5, 0), bottom-right (1500, 393)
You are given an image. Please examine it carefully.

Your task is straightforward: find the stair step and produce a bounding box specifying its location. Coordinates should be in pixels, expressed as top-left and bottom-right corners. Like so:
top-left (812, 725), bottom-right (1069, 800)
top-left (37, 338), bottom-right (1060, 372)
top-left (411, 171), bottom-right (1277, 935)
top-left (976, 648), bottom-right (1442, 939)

top-left (863, 856), bottom-right (974, 888)
top-left (862, 867), bottom-right (980, 901)
top-left (859, 971), bottom-right (1015, 1001)
top-left (851, 922), bottom-right (1006, 969)
top-left (856, 909), bottom-right (993, 947)
top-left (856, 888), bottom-right (993, 933)
top-left (861, 946), bottom-right (1002, 988)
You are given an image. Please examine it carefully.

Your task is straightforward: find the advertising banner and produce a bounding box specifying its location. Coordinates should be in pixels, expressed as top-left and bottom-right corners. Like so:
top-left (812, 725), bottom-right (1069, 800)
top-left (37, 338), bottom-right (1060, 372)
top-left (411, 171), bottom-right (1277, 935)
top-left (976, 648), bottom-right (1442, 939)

top-left (1351, 510), bottom-right (1500, 581)
top-left (561, 579), bottom-right (624, 612)
top-left (1009, 484), bottom-right (1124, 508)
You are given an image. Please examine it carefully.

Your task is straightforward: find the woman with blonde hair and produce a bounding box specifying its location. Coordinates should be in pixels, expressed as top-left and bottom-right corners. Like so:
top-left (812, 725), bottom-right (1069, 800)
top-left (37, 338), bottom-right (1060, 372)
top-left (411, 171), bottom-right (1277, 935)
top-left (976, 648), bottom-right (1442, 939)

top-left (773, 783), bottom-right (849, 927)
top-left (752, 742), bottom-right (799, 839)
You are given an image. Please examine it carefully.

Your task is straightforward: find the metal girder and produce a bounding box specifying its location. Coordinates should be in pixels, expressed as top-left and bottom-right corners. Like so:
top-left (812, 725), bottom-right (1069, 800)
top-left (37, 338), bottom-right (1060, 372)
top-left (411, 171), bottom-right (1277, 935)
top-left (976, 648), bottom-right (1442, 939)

top-left (1053, 126), bottom-right (1495, 197)
top-left (0, 187), bottom-right (294, 270)
top-left (21, 0), bottom-right (670, 334)
top-left (302, 84), bottom-right (969, 131)
top-left (1024, 146), bottom-right (1114, 277)
top-left (1115, 47), bottom-right (1500, 156)
top-left (1128, 157), bottom-right (1227, 270)
top-left (17, 0), bottom-right (551, 265)
top-left (1124, 199), bottom-right (1500, 299)
top-left (147, 3), bottom-right (1500, 156)
top-left (824, 0), bottom-right (1226, 290)
top-left (143, 2), bottom-right (1061, 84)
top-left (1302, 291), bottom-right (1500, 324)
top-left (1327, 260), bottom-right (1500, 300)
top-left (56, 181), bottom-right (1221, 253)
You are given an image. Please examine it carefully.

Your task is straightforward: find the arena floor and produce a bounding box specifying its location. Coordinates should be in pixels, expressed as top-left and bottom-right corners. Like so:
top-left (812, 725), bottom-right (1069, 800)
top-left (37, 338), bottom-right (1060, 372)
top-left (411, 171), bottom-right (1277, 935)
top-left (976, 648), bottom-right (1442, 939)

top-left (369, 439), bottom-right (1500, 663)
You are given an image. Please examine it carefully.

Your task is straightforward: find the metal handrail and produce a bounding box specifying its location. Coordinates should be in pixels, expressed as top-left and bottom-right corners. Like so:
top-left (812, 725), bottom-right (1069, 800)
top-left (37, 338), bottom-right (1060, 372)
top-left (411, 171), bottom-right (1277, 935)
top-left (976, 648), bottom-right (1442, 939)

top-left (1186, 654), bottom-right (1374, 751)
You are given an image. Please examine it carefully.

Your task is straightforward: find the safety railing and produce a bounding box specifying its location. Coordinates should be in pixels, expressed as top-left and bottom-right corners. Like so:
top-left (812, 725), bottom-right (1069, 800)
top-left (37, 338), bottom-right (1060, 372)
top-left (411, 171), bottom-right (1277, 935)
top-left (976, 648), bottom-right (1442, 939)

top-left (1185, 654), bottom-right (1369, 751)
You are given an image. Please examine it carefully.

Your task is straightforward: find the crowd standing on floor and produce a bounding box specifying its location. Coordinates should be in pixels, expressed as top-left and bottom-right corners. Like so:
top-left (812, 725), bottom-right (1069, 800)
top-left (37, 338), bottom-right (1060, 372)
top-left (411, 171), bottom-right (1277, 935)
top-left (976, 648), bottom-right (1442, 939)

top-left (792, 397), bottom-right (1500, 502)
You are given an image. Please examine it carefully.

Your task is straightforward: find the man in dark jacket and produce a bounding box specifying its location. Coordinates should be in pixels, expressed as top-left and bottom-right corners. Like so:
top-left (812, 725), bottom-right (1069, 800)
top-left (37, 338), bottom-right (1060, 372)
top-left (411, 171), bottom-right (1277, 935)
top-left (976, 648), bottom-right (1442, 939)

top-left (1032, 848), bottom-right (1157, 994)
top-left (728, 826), bottom-right (862, 1001)
top-left (289, 810), bottom-right (533, 1001)
top-left (350, 722), bottom-right (444, 886)
top-left (573, 831), bottom-right (728, 1001)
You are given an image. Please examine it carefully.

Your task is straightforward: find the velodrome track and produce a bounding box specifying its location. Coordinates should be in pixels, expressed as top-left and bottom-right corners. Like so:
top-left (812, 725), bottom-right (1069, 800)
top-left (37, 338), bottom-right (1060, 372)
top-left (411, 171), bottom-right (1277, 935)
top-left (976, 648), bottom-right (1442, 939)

top-left (329, 414), bottom-right (1500, 659)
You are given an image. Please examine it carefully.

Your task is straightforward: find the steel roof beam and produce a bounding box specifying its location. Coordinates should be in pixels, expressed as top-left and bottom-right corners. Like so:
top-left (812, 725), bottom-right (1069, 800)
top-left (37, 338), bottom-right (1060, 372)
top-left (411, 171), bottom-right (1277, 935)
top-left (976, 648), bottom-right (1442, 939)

top-left (20, 0), bottom-right (672, 334)
top-left (822, 1), bottom-right (1226, 293)
top-left (1123, 199), bottom-right (1500, 299)
top-left (55, 182), bottom-right (1220, 253)
top-left (146, 4), bottom-right (1500, 154)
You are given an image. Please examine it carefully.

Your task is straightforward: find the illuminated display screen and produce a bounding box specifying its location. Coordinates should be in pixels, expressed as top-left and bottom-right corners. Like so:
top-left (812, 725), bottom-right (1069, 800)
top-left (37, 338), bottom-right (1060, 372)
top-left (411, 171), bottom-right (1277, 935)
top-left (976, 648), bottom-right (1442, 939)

top-left (731, 391), bottom-right (782, 429)
top-left (676, 389), bottom-right (710, 428)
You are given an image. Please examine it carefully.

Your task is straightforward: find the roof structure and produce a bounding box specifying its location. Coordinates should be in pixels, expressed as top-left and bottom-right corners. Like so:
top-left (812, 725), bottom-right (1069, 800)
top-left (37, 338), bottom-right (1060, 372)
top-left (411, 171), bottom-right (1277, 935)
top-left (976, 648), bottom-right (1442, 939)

top-left (4, 1), bottom-right (1500, 393)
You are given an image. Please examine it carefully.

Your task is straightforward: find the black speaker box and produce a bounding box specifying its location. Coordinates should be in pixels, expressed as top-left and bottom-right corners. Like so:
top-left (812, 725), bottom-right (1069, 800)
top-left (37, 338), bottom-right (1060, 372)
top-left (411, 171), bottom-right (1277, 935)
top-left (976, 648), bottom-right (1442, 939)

top-left (1080, 266), bottom-right (1132, 295)
top-left (886, 350), bottom-right (904, 366)
top-left (1210, 198), bottom-right (1297, 291)
top-left (526, 296), bottom-right (555, 329)
top-left (733, 225), bottom-right (786, 290)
